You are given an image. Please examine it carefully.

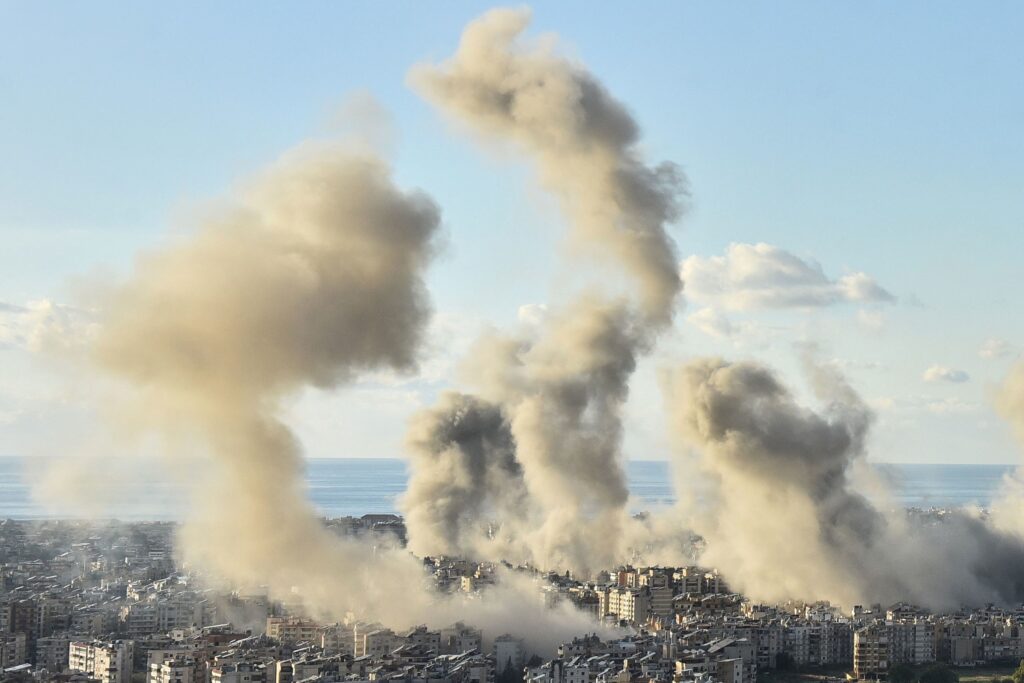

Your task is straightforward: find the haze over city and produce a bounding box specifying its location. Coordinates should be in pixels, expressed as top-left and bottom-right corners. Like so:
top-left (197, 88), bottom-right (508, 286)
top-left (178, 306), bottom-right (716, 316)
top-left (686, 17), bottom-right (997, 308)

top-left (2, 6), bottom-right (1024, 683)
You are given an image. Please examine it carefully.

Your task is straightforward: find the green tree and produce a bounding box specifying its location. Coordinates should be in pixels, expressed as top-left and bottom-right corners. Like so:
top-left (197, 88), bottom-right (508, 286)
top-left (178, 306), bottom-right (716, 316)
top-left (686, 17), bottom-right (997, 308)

top-left (890, 664), bottom-right (916, 683)
top-left (1013, 660), bottom-right (1024, 683)
top-left (919, 665), bottom-right (958, 683)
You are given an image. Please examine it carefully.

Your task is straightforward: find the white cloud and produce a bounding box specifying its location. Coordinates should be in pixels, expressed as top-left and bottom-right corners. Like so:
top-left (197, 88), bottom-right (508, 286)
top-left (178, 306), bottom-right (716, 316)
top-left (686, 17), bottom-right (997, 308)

top-left (923, 397), bottom-right (978, 415)
top-left (680, 242), bottom-right (895, 310)
top-left (869, 395), bottom-right (979, 415)
top-left (516, 303), bottom-right (548, 327)
top-left (979, 338), bottom-right (1015, 360)
top-left (922, 365), bottom-right (970, 383)
top-left (686, 306), bottom-right (736, 339)
top-left (0, 299), bottom-right (98, 353)
top-left (684, 306), bottom-right (775, 349)
top-left (829, 357), bottom-right (884, 372)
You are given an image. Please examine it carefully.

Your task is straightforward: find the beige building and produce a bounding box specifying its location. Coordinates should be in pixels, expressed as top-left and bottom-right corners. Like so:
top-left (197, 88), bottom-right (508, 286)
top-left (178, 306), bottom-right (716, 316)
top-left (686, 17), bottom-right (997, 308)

top-left (853, 625), bottom-right (888, 680)
top-left (69, 640), bottom-right (135, 683)
top-left (149, 656), bottom-right (196, 683)
top-left (598, 587), bottom-right (651, 624)
top-left (266, 617), bottom-right (319, 645)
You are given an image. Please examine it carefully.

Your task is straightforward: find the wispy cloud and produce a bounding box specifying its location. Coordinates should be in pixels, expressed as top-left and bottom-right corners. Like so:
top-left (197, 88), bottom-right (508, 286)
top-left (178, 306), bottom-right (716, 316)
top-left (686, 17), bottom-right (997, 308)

top-left (0, 299), bottom-right (98, 353)
top-left (980, 338), bottom-right (1016, 360)
top-left (923, 365), bottom-right (970, 383)
top-left (680, 242), bottom-right (895, 311)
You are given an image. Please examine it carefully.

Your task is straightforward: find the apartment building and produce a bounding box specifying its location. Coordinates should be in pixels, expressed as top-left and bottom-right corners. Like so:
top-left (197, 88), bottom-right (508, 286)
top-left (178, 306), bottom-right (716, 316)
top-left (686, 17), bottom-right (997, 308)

top-left (69, 640), bottom-right (135, 683)
top-left (853, 625), bottom-right (888, 680)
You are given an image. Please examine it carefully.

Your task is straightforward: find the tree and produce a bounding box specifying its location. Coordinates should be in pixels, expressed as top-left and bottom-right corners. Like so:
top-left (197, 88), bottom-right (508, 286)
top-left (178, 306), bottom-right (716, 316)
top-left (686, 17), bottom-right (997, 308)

top-left (919, 665), bottom-right (958, 683)
top-left (892, 663), bottom-right (917, 683)
top-left (890, 664), bottom-right (915, 683)
top-left (1013, 659), bottom-right (1024, 683)
top-left (497, 657), bottom-right (520, 683)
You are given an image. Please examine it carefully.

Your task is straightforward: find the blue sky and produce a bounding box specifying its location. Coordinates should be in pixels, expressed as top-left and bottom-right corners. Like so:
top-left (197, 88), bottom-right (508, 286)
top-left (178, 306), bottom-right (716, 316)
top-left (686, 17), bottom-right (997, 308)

top-left (2, 2), bottom-right (1023, 463)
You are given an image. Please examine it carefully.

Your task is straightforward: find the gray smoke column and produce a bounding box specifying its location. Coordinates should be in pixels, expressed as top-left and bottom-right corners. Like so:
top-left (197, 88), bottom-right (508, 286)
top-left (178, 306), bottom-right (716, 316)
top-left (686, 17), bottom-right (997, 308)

top-left (664, 354), bottom-right (1024, 610)
top-left (410, 6), bottom-right (683, 324)
top-left (91, 141), bottom-right (442, 623)
top-left (402, 391), bottom-right (527, 558)
top-left (404, 300), bottom-right (652, 573)
top-left (403, 7), bottom-right (685, 574)
top-left (465, 297), bottom-right (649, 572)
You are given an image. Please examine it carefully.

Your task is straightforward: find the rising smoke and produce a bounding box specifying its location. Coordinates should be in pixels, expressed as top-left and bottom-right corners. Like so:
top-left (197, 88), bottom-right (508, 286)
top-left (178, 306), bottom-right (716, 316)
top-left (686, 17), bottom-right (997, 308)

top-left (42, 4), bottom-right (1024, 643)
top-left (410, 6), bottom-right (683, 324)
top-left (662, 352), bottom-right (1024, 610)
top-left (92, 142), bottom-right (441, 623)
top-left (402, 6), bottom-right (685, 574)
top-left (83, 137), bottom-right (613, 651)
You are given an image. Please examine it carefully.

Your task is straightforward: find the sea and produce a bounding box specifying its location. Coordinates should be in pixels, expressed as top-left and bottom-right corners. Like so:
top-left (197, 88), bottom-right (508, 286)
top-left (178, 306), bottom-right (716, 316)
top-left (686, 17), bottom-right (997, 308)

top-left (0, 457), bottom-right (1015, 521)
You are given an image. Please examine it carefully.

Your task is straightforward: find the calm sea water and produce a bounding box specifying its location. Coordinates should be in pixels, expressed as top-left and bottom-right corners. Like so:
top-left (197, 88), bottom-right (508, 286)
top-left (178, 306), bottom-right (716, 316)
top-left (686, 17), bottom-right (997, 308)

top-left (0, 457), bottom-right (1015, 520)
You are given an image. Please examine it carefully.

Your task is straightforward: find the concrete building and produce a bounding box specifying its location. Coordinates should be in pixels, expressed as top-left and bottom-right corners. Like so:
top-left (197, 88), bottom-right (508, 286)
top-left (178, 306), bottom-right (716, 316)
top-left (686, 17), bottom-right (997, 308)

top-left (265, 617), bottom-right (319, 646)
top-left (35, 635), bottom-right (71, 672)
top-left (494, 634), bottom-right (525, 675)
top-left (598, 587), bottom-right (651, 624)
top-left (637, 569), bottom-right (675, 620)
top-left (0, 632), bottom-right (28, 670)
top-left (888, 620), bottom-right (934, 665)
top-left (356, 628), bottom-right (399, 658)
top-left (853, 625), bottom-right (888, 680)
top-left (211, 661), bottom-right (265, 683)
top-left (440, 623), bottom-right (482, 655)
top-left (149, 656), bottom-right (196, 683)
top-left (69, 640), bottom-right (135, 683)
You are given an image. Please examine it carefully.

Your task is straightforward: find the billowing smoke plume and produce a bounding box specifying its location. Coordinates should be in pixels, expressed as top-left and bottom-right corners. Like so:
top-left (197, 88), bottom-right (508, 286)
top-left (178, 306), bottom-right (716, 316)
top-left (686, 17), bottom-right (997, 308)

top-left (410, 6), bottom-right (683, 324)
top-left (402, 7), bottom-right (685, 573)
top-left (996, 361), bottom-right (1024, 444)
top-left (86, 139), bottom-right (614, 650)
top-left (92, 143), bottom-right (440, 623)
top-left (403, 391), bottom-right (527, 557)
top-left (664, 354), bottom-right (1024, 610)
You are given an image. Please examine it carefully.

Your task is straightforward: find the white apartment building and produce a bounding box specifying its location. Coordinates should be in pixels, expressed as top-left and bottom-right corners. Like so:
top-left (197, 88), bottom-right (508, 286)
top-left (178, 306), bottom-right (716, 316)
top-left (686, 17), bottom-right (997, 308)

top-left (149, 656), bottom-right (196, 683)
top-left (319, 625), bottom-right (354, 657)
top-left (265, 617), bottom-right (319, 645)
top-left (69, 640), bottom-right (135, 683)
top-left (211, 661), bottom-right (264, 683)
top-left (357, 629), bottom-right (400, 659)
top-left (351, 622), bottom-right (385, 658)
top-left (598, 587), bottom-right (651, 624)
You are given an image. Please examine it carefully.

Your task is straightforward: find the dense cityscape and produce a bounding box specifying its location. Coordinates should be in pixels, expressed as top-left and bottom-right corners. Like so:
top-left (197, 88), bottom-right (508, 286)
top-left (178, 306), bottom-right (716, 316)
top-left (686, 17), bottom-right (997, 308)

top-left (3, 6), bottom-right (1023, 683)
top-left (2, 516), bottom-right (1023, 683)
